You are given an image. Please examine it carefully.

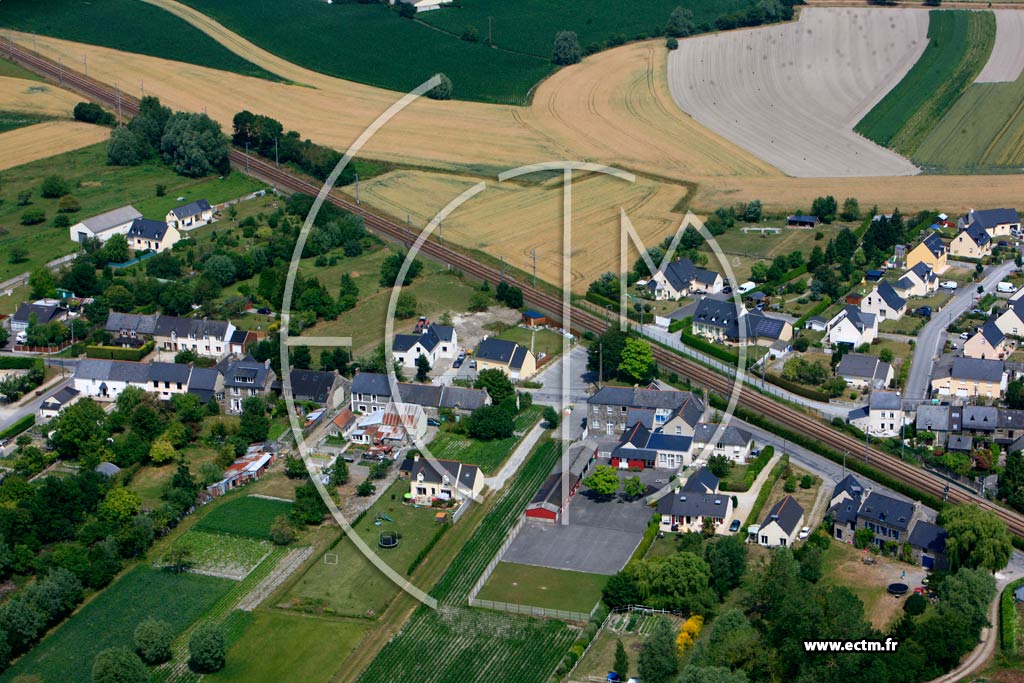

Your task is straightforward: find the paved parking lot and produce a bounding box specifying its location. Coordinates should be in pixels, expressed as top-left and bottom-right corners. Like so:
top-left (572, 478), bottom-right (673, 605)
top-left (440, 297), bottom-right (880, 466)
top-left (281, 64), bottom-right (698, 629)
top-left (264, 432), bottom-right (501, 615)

top-left (502, 468), bottom-right (661, 575)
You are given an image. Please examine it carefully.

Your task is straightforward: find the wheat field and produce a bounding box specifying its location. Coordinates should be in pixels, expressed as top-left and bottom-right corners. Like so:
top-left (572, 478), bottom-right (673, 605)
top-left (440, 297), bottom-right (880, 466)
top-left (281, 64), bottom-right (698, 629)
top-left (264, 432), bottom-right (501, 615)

top-left (0, 121), bottom-right (109, 170)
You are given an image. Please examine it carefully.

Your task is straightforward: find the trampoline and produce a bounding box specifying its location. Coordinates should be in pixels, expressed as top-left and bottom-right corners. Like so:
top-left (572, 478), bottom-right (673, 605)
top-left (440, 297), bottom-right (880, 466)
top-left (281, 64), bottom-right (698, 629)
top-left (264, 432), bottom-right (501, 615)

top-left (887, 583), bottom-right (909, 596)
top-left (379, 531), bottom-right (399, 549)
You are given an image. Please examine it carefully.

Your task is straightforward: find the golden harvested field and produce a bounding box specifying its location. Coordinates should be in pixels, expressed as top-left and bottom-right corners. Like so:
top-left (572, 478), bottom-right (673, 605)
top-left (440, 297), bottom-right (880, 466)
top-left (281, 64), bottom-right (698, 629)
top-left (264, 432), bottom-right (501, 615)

top-left (0, 75), bottom-right (82, 116)
top-left (0, 121), bottom-right (110, 170)
top-left (357, 169), bottom-right (689, 290)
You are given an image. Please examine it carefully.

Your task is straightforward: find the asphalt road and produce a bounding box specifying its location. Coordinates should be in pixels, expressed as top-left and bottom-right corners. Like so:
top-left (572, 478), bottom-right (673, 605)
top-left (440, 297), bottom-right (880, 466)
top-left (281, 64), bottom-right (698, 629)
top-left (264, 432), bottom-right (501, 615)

top-left (904, 260), bottom-right (1016, 400)
top-left (0, 359), bottom-right (78, 433)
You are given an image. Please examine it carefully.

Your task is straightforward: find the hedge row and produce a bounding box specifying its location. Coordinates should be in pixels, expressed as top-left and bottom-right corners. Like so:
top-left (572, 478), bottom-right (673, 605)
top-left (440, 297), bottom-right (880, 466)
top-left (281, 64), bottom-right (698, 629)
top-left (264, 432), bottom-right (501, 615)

top-left (764, 372), bottom-right (831, 403)
top-left (719, 446), bottom-right (774, 493)
top-left (407, 522), bottom-right (449, 575)
top-left (708, 393), bottom-right (946, 512)
top-left (743, 454), bottom-right (789, 528)
top-left (1000, 577), bottom-right (1024, 653)
top-left (629, 517), bottom-right (660, 564)
top-left (84, 341), bottom-right (155, 361)
top-left (0, 414), bottom-right (35, 441)
top-left (0, 356), bottom-right (38, 370)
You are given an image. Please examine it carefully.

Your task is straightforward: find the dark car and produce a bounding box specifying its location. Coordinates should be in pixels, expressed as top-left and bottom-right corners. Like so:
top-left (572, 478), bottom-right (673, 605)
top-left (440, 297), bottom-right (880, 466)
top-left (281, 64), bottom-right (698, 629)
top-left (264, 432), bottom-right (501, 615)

top-left (256, 307), bottom-right (271, 315)
top-left (999, 240), bottom-right (1010, 247)
top-left (426, 418), bottom-right (441, 427)
top-left (914, 306), bottom-right (931, 318)
top-left (722, 285), bottom-right (733, 294)
top-left (453, 358), bottom-right (463, 369)
top-left (729, 519), bottom-right (742, 533)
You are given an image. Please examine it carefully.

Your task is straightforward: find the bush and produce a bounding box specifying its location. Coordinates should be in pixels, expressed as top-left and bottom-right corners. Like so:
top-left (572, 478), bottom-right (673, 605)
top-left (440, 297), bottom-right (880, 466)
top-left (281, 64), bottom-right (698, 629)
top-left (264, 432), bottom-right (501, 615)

top-left (188, 622), bottom-right (226, 673)
top-left (21, 209), bottom-right (46, 225)
top-left (904, 593), bottom-right (927, 616)
top-left (73, 102), bottom-right (115, 125)
top-left (92, 647), bottom-right (149, 683)
top-left (40, 175), bottom-right (70, 199)
top-left (666, 37), bottom-right (679, 50)
top-left (57, 195), bottom-right (81, 213)
top-left (427, 73), bottom-right (453, 100)
top-left (134, 617), bottom-right (173, 664)
top-left (269, 516), bottom-right (297, 545)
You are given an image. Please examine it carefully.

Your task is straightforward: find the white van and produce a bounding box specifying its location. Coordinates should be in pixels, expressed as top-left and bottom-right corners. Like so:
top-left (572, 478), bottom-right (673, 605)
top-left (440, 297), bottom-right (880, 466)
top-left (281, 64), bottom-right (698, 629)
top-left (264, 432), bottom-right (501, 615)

top-left (737, 281), bottom-right (756, 295)
top-left (15, 331), bottom-right (27, 344)
top-left (940, 281), bottom-right (958, 291)
top-left (998, 282), bottom-right (1018, 294)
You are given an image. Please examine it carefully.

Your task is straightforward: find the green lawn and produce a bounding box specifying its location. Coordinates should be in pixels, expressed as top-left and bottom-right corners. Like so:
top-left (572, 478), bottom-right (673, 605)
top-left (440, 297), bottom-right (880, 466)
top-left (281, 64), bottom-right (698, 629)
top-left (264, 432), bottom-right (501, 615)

top-left (879, 315), bottom-right (926, 336)
top-left (496, 326), bottom-right (566, 360)
top-left (427, 406), bottom-right (542, 474)
top-left (128, 443), bottom-right (221, 508)
top-left (0, 565), bottom-right (232, 683)
top-left (476, 561), bottom-right (606, 613)
top-left (179, 0), bottom-right (552, 104)
top-left (0, 110), bottom-right (56, 134)
top-left (855, 10), bottom-right (996, 158)
top-left (0, 143), bottom-right (265, 282)
top-left (195, 495), bottom-right (293, 540)
top-left (162, 530), bottom-right (272, 580)
top-left (0, 0), bottom-right (280, 81)
top-left (206, 611), bottom-right (367, 683)
top-left (283, 480), bottom-right (443, 618)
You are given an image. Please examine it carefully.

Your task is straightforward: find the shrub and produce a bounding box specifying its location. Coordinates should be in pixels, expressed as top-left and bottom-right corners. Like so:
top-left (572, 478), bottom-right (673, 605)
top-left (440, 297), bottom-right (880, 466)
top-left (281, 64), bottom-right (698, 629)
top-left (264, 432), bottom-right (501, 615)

top-left (666, 37), bottom-right (679, 50)
top-left (58, 195), bottom-right (81, 213)
top-left (40, 175), bottom-right (70, 199)
top-left (904, 593), bottom-right (927, 616)
top-left (188, 622), bottom-right (226, 673)
top-left (269, 516), bottom-right (297, 545)
top-left (92, 647), bottom-right (149, 683)
top-left (134, 617), bottom-right (173, 664)
top-left (21, 209), bottom-right (46, 225)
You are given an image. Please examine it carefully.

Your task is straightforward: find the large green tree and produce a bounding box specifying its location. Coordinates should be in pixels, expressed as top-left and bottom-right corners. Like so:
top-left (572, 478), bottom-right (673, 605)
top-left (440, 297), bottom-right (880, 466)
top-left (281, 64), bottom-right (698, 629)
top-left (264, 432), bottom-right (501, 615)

top-left (938, 504), bottom-right (1012, 573)
top-left (92, 647), bottom-right (149, 683)
top-left (239, 396), bottom-right (270, 443)
top-left (618, 337), bottom-right (657, 383)
top-left (638, 616), bottom-right (679, 683)
top-left (134, 617), bottom-right (173, 665)
top-left (474, 368), bottom-right (515, 404)
top-left (188, 622), bottom-right (226, 673)
top-left (583, 465), bottom-right (620, 498)
top-left (587, 328), bottom-right (628, 380)
top-left (160, 112), bottom-right (230, 177)
top-left (551, 31), bottom-right (581, 65)
top-left (51, 399), bottom-right (109, 461)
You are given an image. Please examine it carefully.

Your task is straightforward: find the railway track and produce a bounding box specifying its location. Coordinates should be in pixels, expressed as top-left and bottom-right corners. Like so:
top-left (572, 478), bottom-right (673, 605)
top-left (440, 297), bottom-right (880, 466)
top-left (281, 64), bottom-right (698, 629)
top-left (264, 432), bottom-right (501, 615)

top-left (9, 41), bottom-right (1024, 539)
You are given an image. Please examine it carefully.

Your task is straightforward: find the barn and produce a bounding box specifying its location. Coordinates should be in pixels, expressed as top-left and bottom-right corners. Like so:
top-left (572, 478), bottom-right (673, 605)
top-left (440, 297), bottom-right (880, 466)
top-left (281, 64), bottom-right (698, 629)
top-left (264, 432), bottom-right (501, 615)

top-left (525, 442), bottom-right (594, 523)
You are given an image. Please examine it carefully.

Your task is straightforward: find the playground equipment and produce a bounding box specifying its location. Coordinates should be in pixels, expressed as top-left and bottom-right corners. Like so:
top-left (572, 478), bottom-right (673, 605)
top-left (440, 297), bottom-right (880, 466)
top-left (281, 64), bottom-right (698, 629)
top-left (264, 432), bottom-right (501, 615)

top-left (373, 513), bottom-right (394, 527)
top-left (379, 530), bottom-right (398, 549)
top-left (887, 583), bottom-right (908, 596)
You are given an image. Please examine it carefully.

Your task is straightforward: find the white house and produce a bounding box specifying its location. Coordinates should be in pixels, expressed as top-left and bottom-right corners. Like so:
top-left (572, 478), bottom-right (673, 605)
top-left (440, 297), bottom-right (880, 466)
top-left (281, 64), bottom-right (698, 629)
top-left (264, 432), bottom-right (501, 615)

top-left (892, 263), bottom-right (938, 299)
top-left (861, 281), bottom-right (906, 322)
top-left (825, 305), bottom-right (877, 348)
top-left (69, 205), bottom-right (142, 244)
top-left (127, 218), bottom-right (181, 254)
top-left (645, 258), bottom-right (723, 300)
top-left (995, 300), bottom-right (1024, 338)
top-left (959, 208), bottom-right (1021, 238)
top-left (390, 0), bottom-right (453, 11)
top-left (847, 391), bottom-right (907, 437)
top-left (166, 199), bottom-right (214, 231)
top-left (37, 386), bottom-right (81, 422)
top-left (757, 495), bottom-right (805, 547)
top-left (392, 323), bottom-right (457, 368)
top-left (657, 467), bottom-right (734, 535)
top-left (690, 422), bottom-right (754, 462)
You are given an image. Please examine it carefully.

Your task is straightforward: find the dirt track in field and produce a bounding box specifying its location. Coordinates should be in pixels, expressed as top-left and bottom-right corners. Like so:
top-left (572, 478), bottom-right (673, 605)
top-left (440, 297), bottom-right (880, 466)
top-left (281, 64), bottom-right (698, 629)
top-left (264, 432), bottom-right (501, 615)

top-left (975, 10), bottom-right (1024, 82)
top-left (0, 121), bottom-right (109, 170)
top-left (667, 8), bottom-right (927, 177)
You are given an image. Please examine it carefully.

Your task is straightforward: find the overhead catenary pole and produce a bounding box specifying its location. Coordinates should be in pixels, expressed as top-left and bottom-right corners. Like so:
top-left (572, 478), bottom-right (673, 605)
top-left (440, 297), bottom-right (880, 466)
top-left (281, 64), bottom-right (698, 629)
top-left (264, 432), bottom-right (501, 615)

top-left (141, 80), bottom-right (144, 98)
top-left (275, 137), bottom-right (279, 168)
top-left (245, 142), bottom-right (250, 173)
top-left (83, 53), bottom-right (87, 77)
top-left (115, 82), bottom-right (121, 124)
top-left (531, 249), bottom-right (537, 288)
top-left (58, 57), bottom-right (62, 85)
top-left (354, 173), bottom-right (359, 204)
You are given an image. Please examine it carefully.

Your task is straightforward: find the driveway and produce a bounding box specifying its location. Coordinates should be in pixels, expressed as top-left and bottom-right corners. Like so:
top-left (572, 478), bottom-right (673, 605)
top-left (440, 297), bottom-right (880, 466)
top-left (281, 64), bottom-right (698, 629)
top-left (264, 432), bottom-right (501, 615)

top-left (904, 260), bottom-right (1016, 400)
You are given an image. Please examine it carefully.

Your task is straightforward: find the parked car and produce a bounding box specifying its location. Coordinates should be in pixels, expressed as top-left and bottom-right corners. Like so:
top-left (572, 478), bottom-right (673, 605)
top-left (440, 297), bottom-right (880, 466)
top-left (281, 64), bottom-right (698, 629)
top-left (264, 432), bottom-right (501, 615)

top-left (468, 359), bottom-right (477, 369)
top-left (940, 281), bottom-right (958, 290)
top-left (798, 526), bottom-right (811, 540)
top-left (913, 306), bottom-right (931, 318)
top-left (972, 308), bottom-right (984, 315)
top-left (999, 240), bottom-right (1010, 247)
top-left (997, 281), bottom-right (1018, 294)
top-left (950, 342), bottom-right (959, 350)
top-left (722, 285), bottom-right (733, 294)
top-left (729, 519), bottom-right (742, 533)
top-left (960, 331), bottom-right (971, 340)
top-left (453, 358), bottom-right (463, 369)
top-left (426, 418), bottom-right (441, 427)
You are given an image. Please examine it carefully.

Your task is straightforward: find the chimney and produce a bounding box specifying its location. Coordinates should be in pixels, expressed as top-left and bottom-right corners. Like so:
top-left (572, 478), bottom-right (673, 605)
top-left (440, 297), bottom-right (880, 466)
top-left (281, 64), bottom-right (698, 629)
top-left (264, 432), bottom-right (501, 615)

top-left (414, 452), bottom-right (420, 462)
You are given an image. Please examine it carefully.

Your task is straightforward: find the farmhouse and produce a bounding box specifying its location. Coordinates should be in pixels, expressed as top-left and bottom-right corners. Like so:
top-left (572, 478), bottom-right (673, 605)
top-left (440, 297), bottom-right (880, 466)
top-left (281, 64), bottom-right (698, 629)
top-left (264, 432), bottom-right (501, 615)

top-left (690, 422), bottom-right (754, 462)
top-left (847, 391), bottom-right (907, 437)
top-left (949, 224), bottom-right (992, 259)
top-left (892, 262), bottom-right (938, 298)
top-left (68, 205), bottom-right (142, 244)
top-left (959, 207), bottom-right (1020, 238)
top-left (525, 442), bottom-right (595, 523)
top-left (392, 323), bottom-right (457, 368)
top-left (856, 491), bottom-right (922, 547)
top-left (930, 356), bottom-right (1006, 398)
top-left (37, 386), bottom-right (81, 422)
top-left (587, 385), bottom-right (704, 437)
top-left (905, 233), bottom-right (949, 274)
top-left (786, 215), bottom-right (819, 228)
top-left (126, 218), bottom-right (181, 254)
top-left (963, 320), bottom-right (1007, 360)
top-left (474, 337), bottom-right (536, 380)
top-left (646, 258), bottom-right (723, 300)
top-left (610, 421), bottom-right (693, 470)
top-left (153, 316), bottom-right (236, 359)
top-left (657, 466), bottom-right (734, 535)
top-left (391, 0), bottom-right (453, 12)
top-left (691, 299), bottom-right (792, 346)
top-left (836, 353), bottom-right (893, 390)
top-left (408, 455), bottom-right (482, 504)
top-left (824, 305), bottom-right (877, 348)
top-left (166, 199), bottom-right (214, 231)
top-left (860, 281), bottom-right (906, 321)
top-left (757, 495), bottom-right (804, 547)
top-left (11, 302), bottom-right (62, 332)
top-left (995, 300), bottom-right (1024, 337)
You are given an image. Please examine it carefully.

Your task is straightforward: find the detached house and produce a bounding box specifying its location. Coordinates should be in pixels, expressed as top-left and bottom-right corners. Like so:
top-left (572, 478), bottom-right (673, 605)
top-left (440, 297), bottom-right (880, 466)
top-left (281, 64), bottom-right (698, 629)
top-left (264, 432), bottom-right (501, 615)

top-left (587, 386), bottom-right (704, 437)
top-left (11, 302), bottom-right (62, 332)
top-left (646, 258), bottom-right (723, 300)
top-left (892, 263), bottom-right (939, 299)
top-left (861, 281), bottom-right (906, 322)
top-left (69, 205), bottom-right (142, 244)
top-left (905, 233), bottom-right (948, 274)
top-left (38, 386), bottom-right (81, 422)
top-left (392, 323), bottom-right (457, 368)
top-left (959, 207), bottom-right (1020, 238)
top-left (963, 320), bottom-right (1007, 360)
top-left (836, 353), bottom-right (893, 390)
top-left (407, 454), bottom-right (482, 504)
top-left (657, 466), bottom-right (734, 535)
top-left (166, 199), bottom-right (214, 231)
top-left (690, 422), bottom-right (754, 462)
top-left (127, 218), bottom-right (180, 254)
top-left (474, 338), bottom-right (536, 380)
top-left (220, 356), bottom-right (275, 412)
top-left (856, 491), bottom-right (922, 548)
top-left (848, 391), bottom-right (907, 437)
top-left (995, 300), bottom-right (1024, 338)
top-left (691, 299), bottom-right (792, 346)
top-left (757, 495), bottom-right (805, 547)
top-left (824, 305), bottom-right (877, 349)
top-left (930, 356), bottom-right (1006, 398)
top-left (949, 224), bottom-right (992, 260)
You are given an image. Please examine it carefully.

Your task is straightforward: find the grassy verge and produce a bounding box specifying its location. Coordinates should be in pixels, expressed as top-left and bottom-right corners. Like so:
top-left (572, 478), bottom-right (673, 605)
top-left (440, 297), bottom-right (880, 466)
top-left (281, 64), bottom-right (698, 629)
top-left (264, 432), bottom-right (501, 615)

top-left (476, 562), bottom-right (607, 613)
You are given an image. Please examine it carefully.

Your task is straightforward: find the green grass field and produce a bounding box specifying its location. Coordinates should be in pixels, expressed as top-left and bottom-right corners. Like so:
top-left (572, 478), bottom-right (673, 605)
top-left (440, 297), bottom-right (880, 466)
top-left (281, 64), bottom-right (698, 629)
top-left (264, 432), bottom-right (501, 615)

top-left (427, 406), bottom-right (542, 473)
top-left (476, 562), bottom-right (606, 613)
top-left (0, 57), bottom-right (45, 82)
top-left (0, 0), bottom-right (280, 82)
top-left (0, 565), bottom-right (232, 683)
top-left (284, 480), bottom-right (443, 618)
top-left (0, 110), bottom-right (56, 134)
top-left (0, 143), bottom-right (265, 282)
top-left (178, 0), bottom-right (553, 104)
top-left (163, 530), bottom-right (272, 579)
top-left (855, 10), bottom-right (996, 157)
top-left (496, 326), bottom-right (566, 360)
top-left (194, 495), bottom-right (293, 539)
top-left (206, 611), bottom-right (367, 683)
top-left (420, 0), bottom-right (756, 59)
top-left (914, 69), bottom-right (1024, 172)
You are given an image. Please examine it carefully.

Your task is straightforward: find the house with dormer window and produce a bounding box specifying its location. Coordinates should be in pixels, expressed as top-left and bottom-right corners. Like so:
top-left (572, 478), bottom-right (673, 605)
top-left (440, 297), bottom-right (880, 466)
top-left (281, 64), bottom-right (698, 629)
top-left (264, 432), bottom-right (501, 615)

top-left (856, 491), bottom-right (923, 547)
top-left (407, 454), bottom-right (482, 504)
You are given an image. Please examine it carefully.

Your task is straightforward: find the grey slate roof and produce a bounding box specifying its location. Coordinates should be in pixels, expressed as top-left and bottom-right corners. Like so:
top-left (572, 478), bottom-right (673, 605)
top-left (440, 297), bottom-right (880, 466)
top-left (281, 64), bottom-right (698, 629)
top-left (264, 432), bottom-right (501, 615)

top-left (169, 199), bottom-right (212, 220)
top-left (922, 232), bottom-right (946, 256)
top-left (351, 372), bottom-right (392, 397)
top-left (589, 387), bottom-right (703, 421)
top-left (947, 434), bottom-right (973, 452)
top-left (962, 405), bottom-right (997, 431)
top-left (762, 495), bottom-right (804, 535)
top-left (829, 498), bottom-right (861, 527)
top-left (187, 367), bottom-right (220, 402)
top-left (968, 208), bottom-right (1019, 231)
top-left (950, 357), bottom-right (1005, 382)
top-left (874, 282), bottom-right (906, 312)
top-left (870, 391), bottom-right (902, 411)
top-left (681, 466), bottom-right (720, 493)
top-left (693, 299), bottom-right (787, 341)
top-left (13, 303), bottom-right (60, 325)
top-left (393, 324), bottom-right (451, 354)
top-left (908, 262), bottom-right (937, 282)
top-left (475, 338), bottom-right (519, 365)
top-left (438, 386), bottom-right (488, 411)
top-left (149, 362), bottom-right (191, 384)
top-left (832, 474), bottom-right (864, 502)
top-left (626, 408), bottom-right (656, 430)
top-left (997, 409), bottom-right (1024, 431)
top-left (907, 521), bottom-right (947, 554)
top-left (837, 353), bottom-right (891, 384)
top-left (154, 316), bottom-right (231, 340)
top-left (222, 357), bottom-right (271, 389)
top-left (41, 386), bottom-right (80, 410)
top-left (79, 205), bottom-right (141, 233)
top-left (963, 224), bottom-right (992, 247)
top-left (105, 312), bottom-right (160, 335)
top-left (127, 218), bottom-right (170, 241)
top-left (646, 433), bottom-right (693, 453)
top-left (655, 258), bottom-right (719, 293)
top-left (509, 345), bottom-right (528, 370)
top-left (832, 305), bottom-right (875, 333)
top-left (979, 320), bottom-right (1006, 348)
top-left (289, 369), bottom-right (336, 402)
top-left (394, 382), bottom-right (443, 408)
top-left (410, 457), bottom-right (480, 489)
top-left (692, 422), bottom-right (752, 447)
top-left (858, 492), bottom-right (914, 531)
top-left (74, 359), bottom-right (151, 384)
top-left (657, 488), bottom-right (730, 520)
top-left (916, 404), bottom-right (951, 432)
top-left (894, 276), bottom-right (914, 292)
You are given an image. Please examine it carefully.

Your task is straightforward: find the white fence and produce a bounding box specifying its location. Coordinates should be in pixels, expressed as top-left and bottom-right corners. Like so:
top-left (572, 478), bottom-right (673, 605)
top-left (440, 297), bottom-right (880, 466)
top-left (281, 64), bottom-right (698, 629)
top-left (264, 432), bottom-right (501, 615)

top-left (451, 498), bottom-right (473, 524)
top-left (468, 597), bottom-right (596, 623)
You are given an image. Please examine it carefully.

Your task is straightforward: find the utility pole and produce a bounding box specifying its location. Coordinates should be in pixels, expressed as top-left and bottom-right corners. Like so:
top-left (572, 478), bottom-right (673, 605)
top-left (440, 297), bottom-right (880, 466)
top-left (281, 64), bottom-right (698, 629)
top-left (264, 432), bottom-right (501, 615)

top-left (115, 82), bottom-right (121, 124)
top-left (500, 256), bottom-right (505, 275)
top-left (58, 58), bottom-right (62, 85)
top-left (531, 249), bottom-right (537, 288)
top-left (354, 173), bottom-right (359, 204)
top-left (245, 142), bottom-right (250, 173)
top-left (439, 219), bottom-right (443, 243)
top-left (83, 53), bottom-right (87, 77)
top-left (32, 32), bottom-right (36, 54)
top-left (274, 137), bottom-right (279, 167)
top-left (865, 428), bottom-right (869, 465)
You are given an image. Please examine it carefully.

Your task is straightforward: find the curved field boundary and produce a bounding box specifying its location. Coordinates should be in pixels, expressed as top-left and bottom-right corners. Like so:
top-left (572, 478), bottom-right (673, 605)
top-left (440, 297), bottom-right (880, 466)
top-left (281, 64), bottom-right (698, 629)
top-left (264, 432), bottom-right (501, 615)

top-left (855, 9), bottom-right (996, 156)
top-left (667, 8), bottom-right (926, 177)
top-left (975, 10), bottom-right (1024, 83)
top-left (0, 120), bottom-right (109, 171)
